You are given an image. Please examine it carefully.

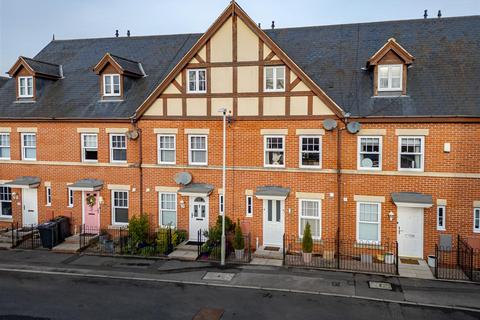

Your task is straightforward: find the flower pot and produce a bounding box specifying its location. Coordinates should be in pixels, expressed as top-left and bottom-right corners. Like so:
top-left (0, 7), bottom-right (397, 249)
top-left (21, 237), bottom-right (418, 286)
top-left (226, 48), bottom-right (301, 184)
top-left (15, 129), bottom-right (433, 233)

top-left (303, 252), bottom-right (312, 264)
top-left (427, 255), bottom-right (437, 268)
top-left (235, 249), bottom-right (245, 260)
top-left (384, 253), bottom-right (395, 264)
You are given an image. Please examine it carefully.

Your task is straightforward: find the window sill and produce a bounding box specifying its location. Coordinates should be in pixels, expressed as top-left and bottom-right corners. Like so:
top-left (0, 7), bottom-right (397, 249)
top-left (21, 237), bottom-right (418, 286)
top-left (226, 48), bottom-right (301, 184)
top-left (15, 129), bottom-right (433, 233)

top-left (108, 224), bottom-right (128, 230)
top-left (354, 242), bottom-right (384, 250)
top-left (398, 168), bottom-right (424, 172)
top-left (357, 167), bottom-right (382, 171)
top-left (0, 217), bottom-right (13, 222)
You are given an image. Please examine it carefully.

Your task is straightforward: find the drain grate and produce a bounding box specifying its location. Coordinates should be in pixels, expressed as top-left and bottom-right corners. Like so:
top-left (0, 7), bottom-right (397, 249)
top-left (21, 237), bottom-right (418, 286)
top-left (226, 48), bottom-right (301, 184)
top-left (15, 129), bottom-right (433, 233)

top-left (368, 281), bottom-right (393, 290)
top-left (203, 272), bottom-right (235, 281)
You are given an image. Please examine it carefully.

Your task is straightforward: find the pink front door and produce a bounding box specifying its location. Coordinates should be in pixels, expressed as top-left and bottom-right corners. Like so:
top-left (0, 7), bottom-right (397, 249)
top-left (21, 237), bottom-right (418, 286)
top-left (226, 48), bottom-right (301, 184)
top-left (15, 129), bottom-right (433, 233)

top-left (84, 192), bottom-right (100, 231)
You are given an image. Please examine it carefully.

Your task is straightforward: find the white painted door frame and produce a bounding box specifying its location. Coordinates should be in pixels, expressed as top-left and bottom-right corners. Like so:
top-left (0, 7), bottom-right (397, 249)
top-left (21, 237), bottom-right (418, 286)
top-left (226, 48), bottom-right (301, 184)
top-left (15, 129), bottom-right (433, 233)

top-left (189, 196), bottom-right (209, 241)
top-left (22, 188), bottom-right (38, 226)
top-left (397, 206), bottom-right (424, 258)
top-left (262, 199), bottom-right (285, 247)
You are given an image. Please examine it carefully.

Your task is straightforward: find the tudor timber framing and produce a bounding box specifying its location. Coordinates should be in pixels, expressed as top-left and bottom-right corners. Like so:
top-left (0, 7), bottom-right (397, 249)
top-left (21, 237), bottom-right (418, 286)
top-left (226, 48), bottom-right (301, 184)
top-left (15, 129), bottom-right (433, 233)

top-left (134, 2), bottom-right (344, 119)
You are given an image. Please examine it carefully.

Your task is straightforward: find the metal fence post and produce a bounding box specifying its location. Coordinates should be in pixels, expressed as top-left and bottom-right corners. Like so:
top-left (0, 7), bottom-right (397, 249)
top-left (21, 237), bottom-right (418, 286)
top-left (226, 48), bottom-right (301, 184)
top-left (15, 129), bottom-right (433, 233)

top-left (336, 228), bottom-right (340, 270)
top-left (457, 234), bottom-right (460, 268)
top-left (282, 234), bottom-right (285, 265)
top-left (248, 233), bottom-right (251, 262)
top-left (435, 244), bottom-right (439, 279)
top-left (470, 247), bottom-right (474, 281)
top-left (10, 222), bottom-right (14, 248)
top-left (395, 241), bottom-right (399, 275)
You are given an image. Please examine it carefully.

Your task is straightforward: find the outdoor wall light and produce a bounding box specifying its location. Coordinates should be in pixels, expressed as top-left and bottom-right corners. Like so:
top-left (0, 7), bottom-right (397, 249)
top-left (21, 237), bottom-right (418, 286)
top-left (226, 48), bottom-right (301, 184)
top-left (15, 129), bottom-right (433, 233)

top-left (388, 211), bottom-right (395, 221)
top-left (180, 199), bottom-right (185, 209)
top-left (11, 192), bottom-right (18, 200)
top-left (98, 196), bottom-right (104, 205)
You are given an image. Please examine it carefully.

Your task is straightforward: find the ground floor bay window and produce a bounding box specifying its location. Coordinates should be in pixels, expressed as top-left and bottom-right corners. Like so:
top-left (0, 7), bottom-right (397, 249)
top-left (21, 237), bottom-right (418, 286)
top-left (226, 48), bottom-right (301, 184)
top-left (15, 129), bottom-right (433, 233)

top-left (298, 199), bottom-right (321, 239)
top-left (356, 202), bottom-right (381, 244)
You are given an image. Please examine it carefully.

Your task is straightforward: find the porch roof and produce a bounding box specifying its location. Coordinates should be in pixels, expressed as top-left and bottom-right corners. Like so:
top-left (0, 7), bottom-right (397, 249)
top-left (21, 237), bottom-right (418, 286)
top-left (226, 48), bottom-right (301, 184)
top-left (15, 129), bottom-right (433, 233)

top-left (391, 192), bottom-right (433, 208)
top-left (69, 179), bottom-right (103, 191)
top-left (4, 176), bottom-right (41, 189)
top-left (178, 183), bottom-right (214, 196)
top-left (255, 186), bottom-right (290, 200)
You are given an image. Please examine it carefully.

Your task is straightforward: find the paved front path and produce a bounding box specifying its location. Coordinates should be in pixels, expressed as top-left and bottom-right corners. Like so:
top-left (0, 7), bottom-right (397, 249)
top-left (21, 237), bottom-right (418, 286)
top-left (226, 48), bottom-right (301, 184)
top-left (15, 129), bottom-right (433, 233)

top-left (0, 250), bottom-right (479, 315)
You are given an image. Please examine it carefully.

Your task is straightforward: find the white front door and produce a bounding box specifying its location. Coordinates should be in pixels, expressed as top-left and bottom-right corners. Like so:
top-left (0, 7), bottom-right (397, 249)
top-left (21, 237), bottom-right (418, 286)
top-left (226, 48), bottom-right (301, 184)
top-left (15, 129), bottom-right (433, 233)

top-left (22, 188), bottom-right (38, 226)
top-left (397, 207), bottom-right (424, 258)
top-left (189, 196), bottom-right (209, 241)
top-left (263, 199), bottom-right (285, 247)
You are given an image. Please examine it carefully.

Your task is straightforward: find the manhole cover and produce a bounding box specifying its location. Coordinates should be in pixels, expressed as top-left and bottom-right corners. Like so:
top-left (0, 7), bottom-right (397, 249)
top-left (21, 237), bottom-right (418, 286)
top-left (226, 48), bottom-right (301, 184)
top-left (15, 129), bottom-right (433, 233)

top-left (203, 272), bottom-right (235, 281)
top-left (368, 281), bottom-right (392, 290)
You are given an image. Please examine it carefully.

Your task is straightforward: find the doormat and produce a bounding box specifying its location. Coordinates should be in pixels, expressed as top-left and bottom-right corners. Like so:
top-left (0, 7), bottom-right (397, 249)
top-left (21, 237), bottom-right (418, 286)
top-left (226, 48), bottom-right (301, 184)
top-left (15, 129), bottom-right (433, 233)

top-left (264, 246), bottom-right (280, 251)
top-left (400, 258), bottom-right (419, 265)
top-left (193, 308), bottom-right (224, 320)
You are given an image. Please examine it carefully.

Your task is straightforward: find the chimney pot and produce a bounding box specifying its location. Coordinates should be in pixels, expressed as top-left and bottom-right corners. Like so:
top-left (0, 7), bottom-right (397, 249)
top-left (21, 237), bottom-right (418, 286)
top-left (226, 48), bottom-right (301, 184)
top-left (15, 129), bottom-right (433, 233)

top-left (437, 10), bottom-right (442, 18)
top-left (271, 20), bottom-right (275, 29)
top-left (424, 9), bottom-right (428, 19)
top-left (127, 30), bottom-right (131, 37)
top-left (115, 30), bottom-right (119, 37)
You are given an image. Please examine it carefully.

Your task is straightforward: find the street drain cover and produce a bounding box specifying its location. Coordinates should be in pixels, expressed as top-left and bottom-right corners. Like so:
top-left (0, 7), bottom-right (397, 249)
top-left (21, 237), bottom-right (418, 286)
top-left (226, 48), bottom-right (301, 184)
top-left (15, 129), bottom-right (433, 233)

top-left (368, 281), bottom-right (393, 290)
top-left (203, 272), bottom-right (235, 281)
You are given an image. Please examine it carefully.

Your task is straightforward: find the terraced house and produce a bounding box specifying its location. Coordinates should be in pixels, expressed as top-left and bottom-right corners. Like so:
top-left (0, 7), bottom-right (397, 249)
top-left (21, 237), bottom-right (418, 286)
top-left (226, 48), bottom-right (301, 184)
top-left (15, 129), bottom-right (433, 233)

top-left (0, 2), bottom-right (479, 262)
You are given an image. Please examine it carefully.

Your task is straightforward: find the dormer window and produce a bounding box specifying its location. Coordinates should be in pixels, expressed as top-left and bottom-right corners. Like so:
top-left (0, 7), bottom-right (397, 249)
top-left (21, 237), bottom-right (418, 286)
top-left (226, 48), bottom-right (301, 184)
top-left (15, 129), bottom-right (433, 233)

top-left (103, 74), bottom-right (121, 96)
top-left (378, 64), bottom-right (402, 91)
top-left (18, 76), bottom-right (34, 98)
top-left (367, 38), bottom-right (414, 96)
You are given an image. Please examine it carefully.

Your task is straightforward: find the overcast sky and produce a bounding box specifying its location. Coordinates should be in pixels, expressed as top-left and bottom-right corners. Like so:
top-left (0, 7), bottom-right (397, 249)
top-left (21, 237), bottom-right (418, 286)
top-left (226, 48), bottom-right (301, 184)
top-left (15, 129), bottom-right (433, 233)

top-left (0, 0), bottom-right (479, 75)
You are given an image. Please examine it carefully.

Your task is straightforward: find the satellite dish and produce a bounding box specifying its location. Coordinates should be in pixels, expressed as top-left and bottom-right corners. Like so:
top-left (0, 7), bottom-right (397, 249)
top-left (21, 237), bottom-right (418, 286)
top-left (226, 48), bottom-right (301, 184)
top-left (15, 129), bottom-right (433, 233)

top-left (347, 121), bottom-right (361, 134)
top-left (174, 172), bottom-right (192, 185)
top-left (126, 129), bottom-right (139, 140)
top-left (323, 119), bottom-right (338, 131)
top-left (361, 158), bottom-right (373, 168)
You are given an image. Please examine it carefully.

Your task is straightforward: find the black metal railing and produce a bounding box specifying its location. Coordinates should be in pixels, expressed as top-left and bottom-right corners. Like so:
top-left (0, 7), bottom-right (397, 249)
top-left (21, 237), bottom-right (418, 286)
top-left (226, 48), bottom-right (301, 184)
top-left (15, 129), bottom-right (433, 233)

top-left (434, 235), bottom-right (480, 282)
top-left (197, 230), bottom-right (252, 264)
top-left (11, 223), bottom-right (42, 249)
top-left (81, 224), bottom-right (186, 257)
top-left (283, 235), bottom-right (398, 275)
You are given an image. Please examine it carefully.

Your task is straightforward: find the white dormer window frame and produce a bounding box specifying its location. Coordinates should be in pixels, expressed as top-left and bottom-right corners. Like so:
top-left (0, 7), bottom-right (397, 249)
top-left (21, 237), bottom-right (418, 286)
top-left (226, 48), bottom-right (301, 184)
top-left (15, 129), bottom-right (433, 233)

top-left (187, 69), bottom-right (207, 93)
top-left (264, 66), bottom-right (286, 92)
top-left (18, 76), bottom-right (34, 98)
top-left (103, 74), bottom-right (121, 96)
top-left (378, 64), bottom-right (403, 92)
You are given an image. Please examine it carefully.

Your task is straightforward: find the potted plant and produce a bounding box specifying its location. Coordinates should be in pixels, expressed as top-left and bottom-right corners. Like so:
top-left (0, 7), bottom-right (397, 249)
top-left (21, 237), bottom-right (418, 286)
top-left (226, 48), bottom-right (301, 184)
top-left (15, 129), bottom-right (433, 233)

top-left (302, 222), bottom-right (313, 264)
top-left (233, 219), bottom-right (245, 260)
top-left (385, 252), bottom-right (395, 264)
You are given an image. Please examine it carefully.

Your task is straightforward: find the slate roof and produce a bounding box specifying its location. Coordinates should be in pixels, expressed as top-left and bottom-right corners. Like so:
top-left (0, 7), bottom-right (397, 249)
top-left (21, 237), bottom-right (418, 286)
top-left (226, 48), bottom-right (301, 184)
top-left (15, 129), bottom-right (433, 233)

top-left (391, 192), bottom-right (433, 205)
top-left (0, 77), bottom-right (7, 88)
top-left (0, 33), bottom-right (201, 120)
top-left (109, 54), bottom-right (144, 77)
top-left (0, 15), bottom-right (479, 120)
top-left (266, 16), bottom-right (480, 117)
top-left (178, 183), bottom-right (214, 195)
top-left (22, 57), bottom-right (63, 78)
top-left (255, 186), bottom-right (290, 198)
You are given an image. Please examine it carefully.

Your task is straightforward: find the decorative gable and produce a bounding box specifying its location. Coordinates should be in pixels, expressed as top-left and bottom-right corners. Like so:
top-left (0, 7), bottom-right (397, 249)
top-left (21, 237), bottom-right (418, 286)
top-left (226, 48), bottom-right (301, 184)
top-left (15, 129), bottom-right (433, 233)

top-left (138, 2), bottom-right (343, 119)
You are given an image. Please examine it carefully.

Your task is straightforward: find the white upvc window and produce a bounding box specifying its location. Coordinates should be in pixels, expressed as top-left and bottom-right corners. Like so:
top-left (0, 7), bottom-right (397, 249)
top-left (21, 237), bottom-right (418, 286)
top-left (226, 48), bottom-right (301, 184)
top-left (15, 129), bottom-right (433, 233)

top-left (219, 194), bottom-right (224, 215)
top-left (358, 136), bottom-right (382, 170)
top-left (160, 192), bottom-right (177, 227)
top-left (0, 187), bottom-right (12, 217)
top-left (81, 133), bottom-right (98, 162)
top-left (437, 205), bottom-right (446, 231)
top-left (398, 136), bottom-right (424, 171)
top-left (264, 135), bottom-right (285, 168)
top-left (158, 135), bottom-right (176, 164)
top-left (474, 208), bottom-right (480, 233)
top-left (46, 186), bottom-right (52, 206)
top-left (187, 69), bottom-right (206, 93)
top-left (103, 74), bottom-right (121, 96)
top-left (0, 133), bottom-right (11, 160)
top-left (110, 134), bottom-right (127, 163)
top-left (21, 133), bottom-right (36, 161)
top-left (246, 195), bottom-right (253, 217)
top-left (299, 199), bottom-right (321, 239)
top-left (378, 64), bottom-right (402, 91)
top-left (112, 190), bottom-right (129, 225)
top-left (356, 202), bottom-right (381, 244)
top-left (189, 135), bottom-right (207, 165)
top-left (299, 136), bottom-right (321, 168)
top-left (18, 76), bottom-right (33, 97)
top-left (264, 66), bottom-right (285, 92)
top-left (68, 188), bottom-right (74, 207)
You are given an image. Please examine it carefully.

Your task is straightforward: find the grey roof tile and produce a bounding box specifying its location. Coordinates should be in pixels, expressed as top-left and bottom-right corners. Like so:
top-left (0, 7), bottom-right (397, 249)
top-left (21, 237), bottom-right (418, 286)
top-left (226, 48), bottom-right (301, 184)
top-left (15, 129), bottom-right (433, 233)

top-left (22, 57), bottom-right (62, 78)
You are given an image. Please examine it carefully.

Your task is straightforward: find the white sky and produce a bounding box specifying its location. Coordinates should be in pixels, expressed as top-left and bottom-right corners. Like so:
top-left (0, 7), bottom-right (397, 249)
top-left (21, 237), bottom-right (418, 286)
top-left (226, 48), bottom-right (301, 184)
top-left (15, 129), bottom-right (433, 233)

top-left (0, 0), bottom-right (479, 74)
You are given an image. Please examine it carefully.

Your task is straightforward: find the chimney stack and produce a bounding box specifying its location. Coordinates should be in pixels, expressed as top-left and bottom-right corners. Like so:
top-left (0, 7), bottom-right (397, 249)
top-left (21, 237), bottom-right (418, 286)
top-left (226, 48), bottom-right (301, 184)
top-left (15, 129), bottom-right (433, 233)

top-left (115, 30), bottom-right (119, 37)
top-left (437, 10), bottom-right (442, 18)
top-left (271, 20), bottom-right (275, 29)
top-left (424, 10), bottom-right (428, 19)
top-left (127, 30), bottom-right (131, 37)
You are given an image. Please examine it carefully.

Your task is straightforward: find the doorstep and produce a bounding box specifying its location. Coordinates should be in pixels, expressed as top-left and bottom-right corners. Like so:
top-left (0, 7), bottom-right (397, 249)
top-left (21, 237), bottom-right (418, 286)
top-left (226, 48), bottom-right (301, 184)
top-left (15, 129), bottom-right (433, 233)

top-left (398, 259), bottom-right (434, 279)
top-left (250, 258), bottom-right (283, 267)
